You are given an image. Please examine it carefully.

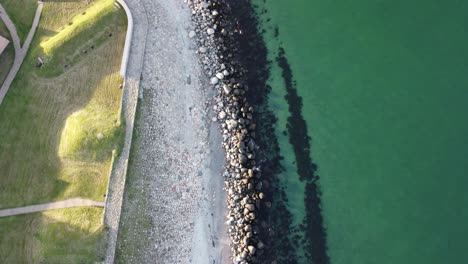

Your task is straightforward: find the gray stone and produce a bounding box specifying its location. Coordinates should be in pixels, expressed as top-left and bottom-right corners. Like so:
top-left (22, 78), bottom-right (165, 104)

top-left (248, 245), bottom-right (256, 255)
top-left (259, 192), bottom-right (265, 199)
top-left (188, 30), bottom-right (196, 38)
top-left (216, 72), bottom-right (224, 79)
top-left (210, 77), bottom-right (219, 85)
top-left (223, 84), bottom-right (231, 94)
top-left (218, 111), bottom-right (226, 119)
top-left (245, 203), bottom-right (255, 211)
top-left (257, 241), bottom-right (265, 249)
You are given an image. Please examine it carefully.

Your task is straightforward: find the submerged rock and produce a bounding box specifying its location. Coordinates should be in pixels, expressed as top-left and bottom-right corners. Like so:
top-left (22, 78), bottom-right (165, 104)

top-left (248, 245), bottom-right (256, 255)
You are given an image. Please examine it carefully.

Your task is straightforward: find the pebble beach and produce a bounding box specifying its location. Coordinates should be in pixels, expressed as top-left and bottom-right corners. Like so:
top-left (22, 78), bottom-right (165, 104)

top-left (116, 0), bottom-right (268, 263)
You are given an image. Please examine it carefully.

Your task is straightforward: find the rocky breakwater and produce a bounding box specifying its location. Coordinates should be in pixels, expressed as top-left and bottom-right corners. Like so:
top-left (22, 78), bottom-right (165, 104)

top-left (185, 0), bottom-right (267, 263)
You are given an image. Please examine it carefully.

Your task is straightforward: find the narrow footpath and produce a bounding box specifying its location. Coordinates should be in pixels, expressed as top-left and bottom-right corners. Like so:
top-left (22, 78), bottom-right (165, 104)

top-left (0, 2), bottom-right (43, 106)
top-left (0, 198), bottom-right (104, 218)
top-left (102, 0), bottom-right (148, 263)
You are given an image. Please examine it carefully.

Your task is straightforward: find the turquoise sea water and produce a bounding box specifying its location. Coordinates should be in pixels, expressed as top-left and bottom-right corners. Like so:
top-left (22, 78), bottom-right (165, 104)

top-left (254, 0), bottom-right (468, 263)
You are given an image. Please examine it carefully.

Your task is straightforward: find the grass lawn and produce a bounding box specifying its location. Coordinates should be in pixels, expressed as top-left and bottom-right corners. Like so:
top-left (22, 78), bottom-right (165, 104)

top-left (0, 19), bottom-right (14, 85)
top-left (0, 0), bottom-right (127, 262)
top-left (0, 0), bottom-right (37, 45)
top-left (0, 208), bottom-right (106, 263)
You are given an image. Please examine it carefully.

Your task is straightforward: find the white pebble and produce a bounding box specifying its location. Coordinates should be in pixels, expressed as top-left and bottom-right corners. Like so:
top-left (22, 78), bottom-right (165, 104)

top-left (210, 77), bottom-right (219, 85)
top-left (216, 72), bottom-right (224, 79)
top-left (207, 28), bottom-right (215, 35)
top-left (218, 111), bottom-right (226, 119)
top-left (188, 30), bottom-right (196, 38)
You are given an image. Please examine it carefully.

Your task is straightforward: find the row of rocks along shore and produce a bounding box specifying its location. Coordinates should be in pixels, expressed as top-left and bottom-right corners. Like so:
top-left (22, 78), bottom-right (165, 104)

top-left (185, 1), bottom-right (268, 263)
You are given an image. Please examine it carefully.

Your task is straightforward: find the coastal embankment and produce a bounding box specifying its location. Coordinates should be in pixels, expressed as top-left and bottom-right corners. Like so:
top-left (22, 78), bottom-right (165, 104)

top-left (186, 0), bottom-right (271, 263)
top-left (115, 0), bottom-right (228, 263)
top-left (187, 0), bottom-right (330, 263)
top-left (118, 0), bottom-right (312, 263)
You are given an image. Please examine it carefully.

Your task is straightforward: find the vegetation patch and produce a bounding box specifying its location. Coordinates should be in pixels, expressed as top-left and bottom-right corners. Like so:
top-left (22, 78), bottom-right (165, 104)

top-left (37, 0), bottom-right (120, 77)
top-left (0, 0), bottom-right (126, 261)
top-left (0, 208), bottom-right (106, 263)
top-left (0, 0), bottom-right (37, 44)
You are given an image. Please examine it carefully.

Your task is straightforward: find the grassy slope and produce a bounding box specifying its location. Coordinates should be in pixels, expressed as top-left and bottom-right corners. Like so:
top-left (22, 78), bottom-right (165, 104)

top-left (0, 208), bottom-right (105, 263)
top-left (0, 0), bottom-right (126, 262)
top-left (38, 0), bottom-right (120, 77)
top-left (0, 0), bottom-right (37, 44)
top-left (0, 19), bottom-right (14, 85)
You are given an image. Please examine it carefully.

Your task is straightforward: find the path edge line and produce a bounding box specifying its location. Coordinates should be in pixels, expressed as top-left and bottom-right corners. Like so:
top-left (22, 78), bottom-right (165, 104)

top-left (102, 0), bottom-right (149, 263)
top-left (116, 0), bottom-right (133, 78)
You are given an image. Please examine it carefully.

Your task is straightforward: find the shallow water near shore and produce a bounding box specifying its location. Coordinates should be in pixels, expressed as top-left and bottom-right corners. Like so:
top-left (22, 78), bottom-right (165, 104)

top-left (253, 0), bottom-right (468, 263)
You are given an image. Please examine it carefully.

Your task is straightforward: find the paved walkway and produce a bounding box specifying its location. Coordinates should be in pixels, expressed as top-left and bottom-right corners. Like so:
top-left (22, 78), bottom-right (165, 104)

top-left (102, 0), bottom-right (148, 263)
top-left (0, 2), bottom-right (43, 106)
top-left (0, 198), bottom-right (105, 218)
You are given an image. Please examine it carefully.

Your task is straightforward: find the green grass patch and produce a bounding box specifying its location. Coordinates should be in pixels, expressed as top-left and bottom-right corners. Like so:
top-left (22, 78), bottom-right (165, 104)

top-left (0, 0), bottom-right (126, 208)
top-left (59, 104), bottom-right (124, 161)
top-left (0, 0), bottom-right (37, 44)
top-left (37, 208), bottom-right (106, 263)
top-left (36, 0), bottom-right (120, 77)
top-left (0, 208), bottom-right (106, 263)
top-left (0, 0), bottom-right (127, 262)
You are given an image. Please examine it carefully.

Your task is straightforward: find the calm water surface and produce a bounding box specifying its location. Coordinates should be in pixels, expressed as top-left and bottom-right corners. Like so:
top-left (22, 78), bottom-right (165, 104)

top-left (253, 0), bottom-right (468, 263)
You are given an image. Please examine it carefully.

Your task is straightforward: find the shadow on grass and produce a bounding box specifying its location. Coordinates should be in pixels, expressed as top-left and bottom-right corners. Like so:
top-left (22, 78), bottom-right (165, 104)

top-left (0, 208), bottom-right (106, 263)
top-left (34, 0), bottom-right (123, 78)
top-left (0, 39), bottom-right (122, 206)
top-left (0, 0), bottom-right (127, 261)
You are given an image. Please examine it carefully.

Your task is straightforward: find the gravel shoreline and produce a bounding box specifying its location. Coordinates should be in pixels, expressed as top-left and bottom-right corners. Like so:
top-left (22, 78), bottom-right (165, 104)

top-left (116, 0), bottom-right (275, 263)
top-left (115, 0), bottom-right (229, 263)
top-left (186, 1), bottom-right (270, 263)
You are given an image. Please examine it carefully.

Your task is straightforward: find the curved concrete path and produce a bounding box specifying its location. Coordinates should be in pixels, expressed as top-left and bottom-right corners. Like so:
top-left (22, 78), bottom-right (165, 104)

top-left (102, 0), bottom-right (148, 263)
top-left (0, 2), bottom-right (43, 106)
top-left (0, 198), bottom-right (105, 218)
